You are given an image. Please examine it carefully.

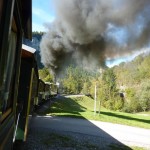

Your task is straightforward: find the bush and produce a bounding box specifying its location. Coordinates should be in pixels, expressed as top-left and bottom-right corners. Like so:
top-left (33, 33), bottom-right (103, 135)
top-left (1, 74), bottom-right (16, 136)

top-left (114, 96), bottom-right (124, 111)
top-left (105, 100), bottom-right (114, 110)
top-left (122, 98), bottom-right (141, 113)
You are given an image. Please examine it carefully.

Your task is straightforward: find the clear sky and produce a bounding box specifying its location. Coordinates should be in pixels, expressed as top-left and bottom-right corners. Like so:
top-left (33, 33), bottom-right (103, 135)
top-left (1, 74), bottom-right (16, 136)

top-left (32, 0), bottom-right (55, 32)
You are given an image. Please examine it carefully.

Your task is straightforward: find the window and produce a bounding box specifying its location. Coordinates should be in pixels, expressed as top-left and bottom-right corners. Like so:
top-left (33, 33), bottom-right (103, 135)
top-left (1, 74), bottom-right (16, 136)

top-left (1, 31), bottom-right (17, 113)
top-left (0, 3), bottom-right (19, 121)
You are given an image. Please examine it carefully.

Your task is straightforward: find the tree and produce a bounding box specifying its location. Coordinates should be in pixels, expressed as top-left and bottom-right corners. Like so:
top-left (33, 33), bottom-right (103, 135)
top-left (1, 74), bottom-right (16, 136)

top-left (62, 66), bottom-right (95, 94)
top-left (114, 95), bottom-right (124, 111)
top-left (109, 53), bottom-right (150, 113)
top-left (38, 68), bottom-right (54, 82)
top-left (138, 81), bottom-right (150, 111)
top-left (82, 82), bottom-right (91, 94)
top-left (101, 68), bottom-right (118, 110)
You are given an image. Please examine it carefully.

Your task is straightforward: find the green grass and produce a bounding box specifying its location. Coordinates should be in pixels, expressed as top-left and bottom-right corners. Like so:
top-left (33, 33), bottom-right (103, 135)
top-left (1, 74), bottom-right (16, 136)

top-left (131, 147), bottom-right (147, 150)
top-left (136, 111), bottom-right (150, 115)
top-left (42, 96), bottom-right (150, 129)
top-left (109, 144), bottom-right (146, 150)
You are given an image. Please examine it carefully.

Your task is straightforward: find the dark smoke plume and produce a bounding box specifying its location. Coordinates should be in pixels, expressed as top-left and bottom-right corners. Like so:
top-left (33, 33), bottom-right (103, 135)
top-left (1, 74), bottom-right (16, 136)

top-left (40, 0), bottom-right (150, 75)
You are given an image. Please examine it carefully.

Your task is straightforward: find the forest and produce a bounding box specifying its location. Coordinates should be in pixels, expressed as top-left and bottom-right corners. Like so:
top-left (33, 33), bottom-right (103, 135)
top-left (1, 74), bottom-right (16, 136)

top-left (39, 52), bottom-right (150, 113)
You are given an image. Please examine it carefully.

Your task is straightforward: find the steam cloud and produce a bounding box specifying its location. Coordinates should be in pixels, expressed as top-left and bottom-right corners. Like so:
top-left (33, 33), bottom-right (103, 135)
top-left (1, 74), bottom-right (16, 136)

top-left (40, 0), bottom-right (150, 75)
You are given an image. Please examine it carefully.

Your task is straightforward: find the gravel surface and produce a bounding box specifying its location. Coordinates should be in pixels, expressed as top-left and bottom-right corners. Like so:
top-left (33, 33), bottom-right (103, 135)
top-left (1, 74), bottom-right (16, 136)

top-left (13, 127), bottom-right (131, 150)
top-left (13, 99), bottom-right (149, 150)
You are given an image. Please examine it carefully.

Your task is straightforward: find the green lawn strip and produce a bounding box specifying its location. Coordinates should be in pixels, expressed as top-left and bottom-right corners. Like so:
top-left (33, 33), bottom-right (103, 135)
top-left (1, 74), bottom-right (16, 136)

top-left (109, 144), bottom-right (146, 150)
top-left (131, 146), bottom-right (147, 150)
top-left (136, 111), bottom-right (150, 115)
top-left (80, 111), bottom-right (150, 129)
top-left (42, 96), bottom-right (150, 129)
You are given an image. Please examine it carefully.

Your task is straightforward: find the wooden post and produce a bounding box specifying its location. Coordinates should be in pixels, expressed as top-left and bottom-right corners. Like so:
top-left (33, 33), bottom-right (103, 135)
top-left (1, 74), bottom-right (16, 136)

top-left (94, 83), bottom-right (97, 115)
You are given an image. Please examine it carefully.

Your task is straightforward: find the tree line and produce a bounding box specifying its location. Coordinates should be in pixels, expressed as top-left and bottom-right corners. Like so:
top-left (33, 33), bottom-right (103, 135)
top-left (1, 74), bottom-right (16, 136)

top-left (39, 53), bottom-right (150, 113)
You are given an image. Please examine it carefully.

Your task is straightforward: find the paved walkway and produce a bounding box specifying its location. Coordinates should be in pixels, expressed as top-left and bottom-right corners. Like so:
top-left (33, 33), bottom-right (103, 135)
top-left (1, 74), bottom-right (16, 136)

top-left (89, 120), bottom-right (150, 148)
top-left (29, 116), bottom-right (150, 149)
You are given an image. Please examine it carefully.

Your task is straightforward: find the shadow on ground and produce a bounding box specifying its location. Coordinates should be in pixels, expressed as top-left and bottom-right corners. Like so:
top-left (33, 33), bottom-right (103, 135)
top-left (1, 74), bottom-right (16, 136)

top-left (14, 96), bottom-right (133, 150)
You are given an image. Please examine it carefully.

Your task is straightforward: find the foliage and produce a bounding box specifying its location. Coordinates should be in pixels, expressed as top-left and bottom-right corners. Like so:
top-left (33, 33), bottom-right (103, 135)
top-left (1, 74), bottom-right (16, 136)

top-left (32, 31), bottom-right (44, 40)
top-left (114, 96), bottom-right (124, 111)
top-left (82, 82), bottom-right (91, 94)
top-left (100, 68), bottom-right (121, 110)
top-left (138, 80), bottom-right (150, 111)
top-left (86, 53), bottom-right (150, 113)
top-left (61, 66), bottom-right (95, 94)
top-left (113, 53), bottom-right (150, 113)
top-left (39, 68), bottom-right (54, 82)
top-left (124, 88), bottom-right (140, 112)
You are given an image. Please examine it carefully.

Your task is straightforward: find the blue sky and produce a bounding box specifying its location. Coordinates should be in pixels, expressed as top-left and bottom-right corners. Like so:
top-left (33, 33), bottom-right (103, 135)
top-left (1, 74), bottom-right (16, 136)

top-left (32, 0), bottom-right (55, 32)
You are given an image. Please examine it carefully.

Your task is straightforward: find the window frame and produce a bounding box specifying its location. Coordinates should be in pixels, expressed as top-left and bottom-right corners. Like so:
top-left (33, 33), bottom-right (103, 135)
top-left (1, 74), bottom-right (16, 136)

top-left (0, 0), bottom-right (22, 123)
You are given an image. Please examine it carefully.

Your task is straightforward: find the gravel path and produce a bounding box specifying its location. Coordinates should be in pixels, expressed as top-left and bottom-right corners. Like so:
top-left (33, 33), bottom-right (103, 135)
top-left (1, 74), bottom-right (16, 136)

top-left (13, 115), bottom-right (150, 150)
top-left (14, 127), bottom-right (132, 150)
top-left (13, 100), bottom-right (150, 150)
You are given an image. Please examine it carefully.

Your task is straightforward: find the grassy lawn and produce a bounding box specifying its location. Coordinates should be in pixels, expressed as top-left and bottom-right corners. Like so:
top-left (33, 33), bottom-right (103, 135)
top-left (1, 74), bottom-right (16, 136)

top-left (42, 96), bottom-right (150, 129)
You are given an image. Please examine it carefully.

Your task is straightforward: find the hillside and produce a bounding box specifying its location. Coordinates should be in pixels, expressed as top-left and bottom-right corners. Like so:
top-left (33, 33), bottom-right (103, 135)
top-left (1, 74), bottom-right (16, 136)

top-left (113, 53), bottom-right (150, 88)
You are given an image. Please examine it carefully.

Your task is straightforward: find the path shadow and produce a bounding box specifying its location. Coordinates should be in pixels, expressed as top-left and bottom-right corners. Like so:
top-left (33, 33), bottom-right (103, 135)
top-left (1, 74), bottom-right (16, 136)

top-left (27, 116), bottom-right (132, 150)
top-left (22, 95), bottom-right (133, 150)
top-left (38, 96), bottom-right (86, 116)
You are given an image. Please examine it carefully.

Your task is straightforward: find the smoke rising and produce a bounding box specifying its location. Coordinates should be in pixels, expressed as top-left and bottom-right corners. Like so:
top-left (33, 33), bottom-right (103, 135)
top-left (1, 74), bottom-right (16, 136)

top-left (40, 0), bottom-right (150, 75)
